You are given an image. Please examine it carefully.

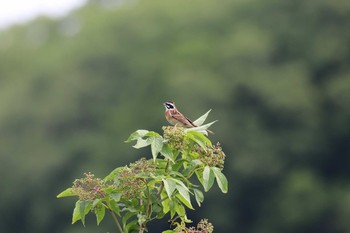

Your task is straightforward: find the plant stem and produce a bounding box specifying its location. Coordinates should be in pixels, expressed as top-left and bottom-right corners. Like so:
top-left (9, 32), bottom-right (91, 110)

top-left (110, 210), bottom-right (123, 233)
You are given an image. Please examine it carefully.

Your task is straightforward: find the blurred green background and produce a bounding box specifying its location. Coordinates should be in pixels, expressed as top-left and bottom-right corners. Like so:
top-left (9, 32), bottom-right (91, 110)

top-left (1, 0), bottom-right (349, 232)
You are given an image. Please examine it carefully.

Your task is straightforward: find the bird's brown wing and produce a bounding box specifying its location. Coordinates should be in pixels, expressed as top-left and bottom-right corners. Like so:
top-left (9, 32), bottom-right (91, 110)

top-left (170, 110), bottom-right (197, 128)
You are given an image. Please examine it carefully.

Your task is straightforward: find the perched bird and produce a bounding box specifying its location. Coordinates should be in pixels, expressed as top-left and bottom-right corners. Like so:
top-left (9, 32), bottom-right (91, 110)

top-left (163, 101), bottom-right (197, 128)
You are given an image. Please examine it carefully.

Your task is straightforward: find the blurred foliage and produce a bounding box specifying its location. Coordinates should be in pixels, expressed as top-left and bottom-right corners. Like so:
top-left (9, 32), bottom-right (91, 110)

top-left (0, 0), bottom-right (349, 232)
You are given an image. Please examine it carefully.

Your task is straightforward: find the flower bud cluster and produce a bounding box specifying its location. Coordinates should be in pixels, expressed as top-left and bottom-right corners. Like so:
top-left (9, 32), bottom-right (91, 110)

top-left (162, 126), bottom-right (186, 151)
top-left (196, 143), bottom-right (226, 170)
top-left (72, 172), bottom-right (106, 201)
top-left (117, 158), bottom-right (155, 199)
top-left (175, 219), bottom-right (214, 233)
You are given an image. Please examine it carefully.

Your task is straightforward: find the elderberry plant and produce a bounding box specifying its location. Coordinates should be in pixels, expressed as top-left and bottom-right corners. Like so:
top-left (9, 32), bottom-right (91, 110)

top-left (57, 110), bottom-right (228, 233)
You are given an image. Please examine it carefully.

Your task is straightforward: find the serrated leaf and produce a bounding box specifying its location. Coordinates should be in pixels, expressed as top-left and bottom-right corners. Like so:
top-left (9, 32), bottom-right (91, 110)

top-left (203, 166), bottom-right (215, 192)
top-left (95, 204), bottom-right (105, 225)
top-left (212, 167), bottom-right (228, 193)
top-left (125, 130), bottom-right (149, 142)
top-left (193, 109), bottom-right (212, 126)
top-left (57, 188), bottom-right (75, 198)
top-left (163, 178), bottom-right (176, 199)
top-left (193, 188), bottom-right (204, 207)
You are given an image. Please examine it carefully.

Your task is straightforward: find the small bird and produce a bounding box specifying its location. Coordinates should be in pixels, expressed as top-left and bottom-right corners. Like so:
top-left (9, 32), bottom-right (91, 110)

top-left (163, 101), bottom-right (197, 128)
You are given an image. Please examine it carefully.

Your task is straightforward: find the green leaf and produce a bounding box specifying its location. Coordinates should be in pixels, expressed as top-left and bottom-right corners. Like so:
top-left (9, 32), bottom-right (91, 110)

top-left (122, 211), bottom-right (137, 229)
top-left (160, 144), bottom-right (175, 162)
top-left (161, 197), bottom-right (171, 214)
top-left (174, 201), bottom-right (186, 217)
top-left (162, 230), bottom-right (175, 233)
top-left (203, 166), bottom-right (215, 192)
top-left (126, 219), bottom-right (139, 233)
top-left (176, 189), bottom-right (193, 210)
top-left (125, 130), bottom-right (149, 142)
top-left (185, 120), bottom-right (218, 135)
top-left (163, 178), bottom-right (176, 199)
top-left (110, 192), bottom-right (122, 202)
top-left (72, 201), bottom-right (81, 224)
top-left (182, 159), bottom-right (202, 177)
top-left (79, 200), bottom-right (91, 226)
top-left (95, 204), bottom-right (105, 225)
top-left (193, 188), bottom-right (204, 207)
top-left (103, 167), bottom-right (123, 182)
top-left (133, 138), bottom-right (151, 149)
top-left (212, 167), bottom-right (228, 193)
top-left (108, 199), bottom-right (120, 215)
top-left (193, 109), bottom-right (212, 126)
top-left (172, 159), bottom-right (183, 172)
top-left (148, 135), bottom-right (163, 160)
top-left (72, 200), bottom-right (91, 226)
top-left (57, 188), bottom-right (75, 198)
top-left (186, 131), bottom-right (212, 149)
top-left (92, 199), bottom-right (100, 208)
top-left (195, 169), bottom-right (204, 185)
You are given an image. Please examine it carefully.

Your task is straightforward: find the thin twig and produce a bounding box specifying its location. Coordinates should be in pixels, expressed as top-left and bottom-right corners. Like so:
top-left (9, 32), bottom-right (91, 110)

top-left (110, 210), bottom-right (123, 233)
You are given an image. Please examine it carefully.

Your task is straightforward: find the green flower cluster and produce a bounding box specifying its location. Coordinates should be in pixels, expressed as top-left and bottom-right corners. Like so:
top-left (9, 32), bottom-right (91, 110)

top-left (196, 143), bottom-right (226, 170)
top-left (162, 126), bottom-right (186, 151)
top-left (72, 172), bottom-right (106, 201)
top-left (175, 219), bottom-right (214, 233)
top-left (116, 158), bottom-right (156, 199)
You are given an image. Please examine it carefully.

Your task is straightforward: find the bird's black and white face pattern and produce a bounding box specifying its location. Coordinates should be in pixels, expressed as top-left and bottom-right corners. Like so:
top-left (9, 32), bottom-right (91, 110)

top-left (164, 101), bottom-right (175, 110)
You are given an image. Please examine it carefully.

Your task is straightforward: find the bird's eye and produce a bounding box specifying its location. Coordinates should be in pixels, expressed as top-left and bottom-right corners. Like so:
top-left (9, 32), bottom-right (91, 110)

top-left (166, 103), bottom-right (174, 109)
